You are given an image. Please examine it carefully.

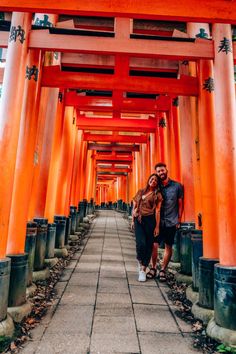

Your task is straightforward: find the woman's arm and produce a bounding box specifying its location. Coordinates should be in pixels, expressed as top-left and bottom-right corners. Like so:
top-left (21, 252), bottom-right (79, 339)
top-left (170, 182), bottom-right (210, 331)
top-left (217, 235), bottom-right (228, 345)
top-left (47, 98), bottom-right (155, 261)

top-left (131, 200), bottom-right (137, 230)
top-left (154, 199), bottom-right (162, 236)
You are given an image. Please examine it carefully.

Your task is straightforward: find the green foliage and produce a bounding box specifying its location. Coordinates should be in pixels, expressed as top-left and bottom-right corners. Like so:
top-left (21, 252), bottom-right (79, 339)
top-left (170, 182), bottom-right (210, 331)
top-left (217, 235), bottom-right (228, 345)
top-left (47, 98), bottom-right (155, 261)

top-left (0, 335), bottom-right (12, 352)
top-left (217, 343), bottom-right (236, 353)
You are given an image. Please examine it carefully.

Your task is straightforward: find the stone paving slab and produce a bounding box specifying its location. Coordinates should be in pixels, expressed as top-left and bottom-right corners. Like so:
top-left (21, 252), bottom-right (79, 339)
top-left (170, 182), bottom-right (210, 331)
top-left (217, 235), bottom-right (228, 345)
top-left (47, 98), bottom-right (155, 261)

top-left (134, 304), bottom-right (180, 333)
top-left (138, 332), bottom-right (198, 354)
top-left (90, 333), bottom-right (140, 353)
top-left (69, 272), bottom-right (99, 287)
top-left (98, 277), bottom-right (129, 293)
top-left (35, 333), bottom-right (90, 354)
top-left (130, 285), bottom-right (167, 305)
top-left (60, 286), bottom-right (97, 305)
top-left (46, 305), bottom-right (94, 334)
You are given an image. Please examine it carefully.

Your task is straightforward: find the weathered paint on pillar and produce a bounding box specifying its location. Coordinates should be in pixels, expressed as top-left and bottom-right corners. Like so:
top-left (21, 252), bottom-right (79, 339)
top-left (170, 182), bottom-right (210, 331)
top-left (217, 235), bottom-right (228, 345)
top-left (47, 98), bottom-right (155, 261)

top-left (7, 49), bottom-right (42, 254)
top-left (0, 12), bottom-right (31, 258)
top-left (212, 24), bottom-right (236, 265)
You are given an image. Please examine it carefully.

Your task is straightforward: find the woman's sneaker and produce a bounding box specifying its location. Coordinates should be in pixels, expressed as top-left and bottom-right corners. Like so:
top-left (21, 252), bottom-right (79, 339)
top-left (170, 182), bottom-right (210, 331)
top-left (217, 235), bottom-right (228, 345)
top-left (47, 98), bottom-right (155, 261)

top-left (138, 270), bottom-right (146, 282)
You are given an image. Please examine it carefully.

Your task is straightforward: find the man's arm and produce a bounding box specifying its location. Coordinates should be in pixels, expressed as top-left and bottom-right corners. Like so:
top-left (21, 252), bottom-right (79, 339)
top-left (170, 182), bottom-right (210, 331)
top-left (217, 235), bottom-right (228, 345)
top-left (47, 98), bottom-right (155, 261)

top-left (178, 198), bottom-right (184, 224)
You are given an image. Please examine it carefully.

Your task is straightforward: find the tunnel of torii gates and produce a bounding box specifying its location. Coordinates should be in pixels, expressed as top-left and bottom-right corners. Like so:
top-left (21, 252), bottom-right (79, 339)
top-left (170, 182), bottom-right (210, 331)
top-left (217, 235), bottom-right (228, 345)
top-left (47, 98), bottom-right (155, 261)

top-left (0, 0), bottom-right (235, 339)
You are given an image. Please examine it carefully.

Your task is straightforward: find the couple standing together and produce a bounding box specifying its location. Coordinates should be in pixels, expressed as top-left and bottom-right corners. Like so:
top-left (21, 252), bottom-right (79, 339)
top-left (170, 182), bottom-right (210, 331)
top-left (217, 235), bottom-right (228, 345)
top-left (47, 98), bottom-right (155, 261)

top-left (131, 162), bottom-right (184, 282)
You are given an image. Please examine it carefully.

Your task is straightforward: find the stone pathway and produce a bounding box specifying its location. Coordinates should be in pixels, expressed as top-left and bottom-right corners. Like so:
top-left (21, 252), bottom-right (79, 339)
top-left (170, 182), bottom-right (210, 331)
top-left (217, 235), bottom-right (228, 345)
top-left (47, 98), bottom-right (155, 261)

top-left (21, 210), bottom-right (200, 354)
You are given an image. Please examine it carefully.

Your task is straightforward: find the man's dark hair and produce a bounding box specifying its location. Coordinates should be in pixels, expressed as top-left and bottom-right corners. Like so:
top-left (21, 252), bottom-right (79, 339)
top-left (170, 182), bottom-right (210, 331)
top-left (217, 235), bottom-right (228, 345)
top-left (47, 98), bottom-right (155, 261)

top-left (154, 162), bottom-right (167, 170)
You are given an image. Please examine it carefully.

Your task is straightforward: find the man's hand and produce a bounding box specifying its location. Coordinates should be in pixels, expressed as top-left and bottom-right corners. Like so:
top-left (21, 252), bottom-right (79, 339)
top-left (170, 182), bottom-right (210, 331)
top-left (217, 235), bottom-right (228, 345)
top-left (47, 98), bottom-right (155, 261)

top-left (154, 227), bottom-right (159, 237)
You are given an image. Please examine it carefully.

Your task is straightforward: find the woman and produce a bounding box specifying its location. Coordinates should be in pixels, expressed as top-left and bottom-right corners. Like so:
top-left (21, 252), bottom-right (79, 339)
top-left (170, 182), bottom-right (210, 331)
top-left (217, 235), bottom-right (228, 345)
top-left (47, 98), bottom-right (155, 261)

top-left (131, 173), bottom-right (162, 282)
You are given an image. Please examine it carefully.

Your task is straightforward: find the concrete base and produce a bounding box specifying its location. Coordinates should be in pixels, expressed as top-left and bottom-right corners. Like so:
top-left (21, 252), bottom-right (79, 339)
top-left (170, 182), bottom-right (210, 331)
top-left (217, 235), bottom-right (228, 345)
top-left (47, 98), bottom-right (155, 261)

top-left (26, 283), bottom-right (37, 298)
top-left (175, 272), bottom-right (192, 285)
top-left (0, 315), bottom-right (14, 337)
top-left (207, 318), bottom-right (236, 347)
top-left (169, 261), bottom-right (181, 271)
top-left (54, 248), bottom-right (68, 258)
top-left (69, 235), bottom-right (79, 241)
top-left (87, 214), bottom-right (95, 220)
top-left (33, 268), bottom-right (50, 282)
top-left (44, 257), bottom-right (58, 268)
top-left (186, 286), bottom-right (199, 304)
top-left (80, 223), bottom-right (90, 230)
top-left (77, 227), bottom-right (85, 233)
top-left (7, 300), bottom-right (32, 323)
top-left (192, 302), bottom-right (214, 325)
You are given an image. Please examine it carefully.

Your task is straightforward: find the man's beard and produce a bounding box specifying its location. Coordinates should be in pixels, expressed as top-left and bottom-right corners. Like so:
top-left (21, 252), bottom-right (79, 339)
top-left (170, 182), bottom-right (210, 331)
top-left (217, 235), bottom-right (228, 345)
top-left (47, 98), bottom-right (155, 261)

top-left (159, 172), bottom-right (168, 181)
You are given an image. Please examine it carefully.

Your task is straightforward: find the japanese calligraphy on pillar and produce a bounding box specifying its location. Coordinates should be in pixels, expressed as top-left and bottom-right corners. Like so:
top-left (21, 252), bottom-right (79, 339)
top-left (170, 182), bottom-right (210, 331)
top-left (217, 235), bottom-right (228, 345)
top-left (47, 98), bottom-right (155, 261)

top-left (218, 37), bottom-right (232, 54)
top-left (25, 65), bottom-right (39, 81)
top-left (9, 25), bottom-right (25, 44)
top-left (203, 77), bottom-right (214, 92)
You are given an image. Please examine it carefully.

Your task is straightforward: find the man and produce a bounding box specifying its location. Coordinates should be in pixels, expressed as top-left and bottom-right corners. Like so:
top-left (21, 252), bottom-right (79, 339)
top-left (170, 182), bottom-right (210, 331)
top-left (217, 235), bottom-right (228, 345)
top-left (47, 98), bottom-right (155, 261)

top-left (147, 162), bottom-right (183, 281)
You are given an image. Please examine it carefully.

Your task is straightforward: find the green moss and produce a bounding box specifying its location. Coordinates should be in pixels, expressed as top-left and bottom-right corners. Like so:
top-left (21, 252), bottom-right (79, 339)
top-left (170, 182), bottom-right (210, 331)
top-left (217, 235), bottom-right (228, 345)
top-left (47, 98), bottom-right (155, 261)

top-left (0, 335), bottom-right (12, 352)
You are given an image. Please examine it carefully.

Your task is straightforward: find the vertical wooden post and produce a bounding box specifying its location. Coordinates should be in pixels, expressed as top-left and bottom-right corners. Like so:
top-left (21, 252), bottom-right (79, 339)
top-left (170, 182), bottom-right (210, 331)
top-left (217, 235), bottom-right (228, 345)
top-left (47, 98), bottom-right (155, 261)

top-left (7, 49), bottom-right (42, 254)
top-left (0, 12), bottom-right (31, 258)
top-left (179, 65), bottom-right (195, 222)
top-left (212, 24), bottom-right (236, 266)
top-left (44, 91), bottom-right (65, 222)
top-left (171, 100), bottom-right (182, 182)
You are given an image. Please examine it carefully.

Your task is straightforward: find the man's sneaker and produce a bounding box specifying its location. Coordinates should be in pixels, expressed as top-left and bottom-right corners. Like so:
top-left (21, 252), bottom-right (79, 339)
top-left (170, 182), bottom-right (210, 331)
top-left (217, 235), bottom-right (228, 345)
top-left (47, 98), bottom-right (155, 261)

top-left (138, 270), bottom-right (146, 282)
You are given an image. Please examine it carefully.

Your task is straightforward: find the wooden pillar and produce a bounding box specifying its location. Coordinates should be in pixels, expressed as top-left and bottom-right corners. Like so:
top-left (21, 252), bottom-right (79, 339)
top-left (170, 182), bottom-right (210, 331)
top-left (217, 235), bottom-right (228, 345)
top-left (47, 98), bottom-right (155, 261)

top-left (54, 107), bottom-right (74, 215)
top-left (179, 65), bottom-right (195, 222)
top-left (63, 111), bottom-right (77, 215)
top-left (44, 92), bottom-right (65, 222)
top-left (27, 13), bottom-right (59, 219)
top-left (212, 24), bottom-right (236, 265)
top-left (187, 23), bottom-right (204, 228)
top-left (0, 12), bottom-right (31, 258)
top-left (171, 101), bottom-right (182, 182)
top-left (7, 49), bottom-right (42, 254)
top-left (158, 112), bottom-right (168, 164)
top-left (70, 130), bottom-right (83, 206)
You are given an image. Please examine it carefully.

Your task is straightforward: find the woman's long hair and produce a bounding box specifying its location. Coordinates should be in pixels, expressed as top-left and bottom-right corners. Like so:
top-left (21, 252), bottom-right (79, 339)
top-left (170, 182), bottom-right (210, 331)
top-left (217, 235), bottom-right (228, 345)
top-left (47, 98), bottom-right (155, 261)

top-left (141, 173), bottom-right (160, 195)
top-left (136, 173), bottom-right (160, 219)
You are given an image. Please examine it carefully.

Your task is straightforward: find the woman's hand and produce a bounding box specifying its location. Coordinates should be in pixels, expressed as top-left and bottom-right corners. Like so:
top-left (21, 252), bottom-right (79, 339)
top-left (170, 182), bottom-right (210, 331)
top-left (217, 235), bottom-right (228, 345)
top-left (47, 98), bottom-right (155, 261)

top-left (131, 220), bottom-right (135, 231)
top-left (154, 226), bottom-right (159, 237)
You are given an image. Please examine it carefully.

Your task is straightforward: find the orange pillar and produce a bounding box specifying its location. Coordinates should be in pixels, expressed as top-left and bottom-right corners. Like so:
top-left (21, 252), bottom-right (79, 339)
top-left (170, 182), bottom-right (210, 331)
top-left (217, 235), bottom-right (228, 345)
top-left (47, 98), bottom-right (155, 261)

top-left (198, 59), bottom-right (219, 258)
top-left (70, 129), bottom-right (83, 206)
top-left (63, 112), bottom-right (77, 215)
top-left (44, 92), bottom-right (65, 222)
top-left (158, 112), bottom-right (168, 164)
top-left (212, 24), bottom-right (236, 265)
top-left (0, 12), bottom-right (31, 258)
top-left (54, 107), bottom-right (74, 215)
top-left (179, 66), bottom-right (195, 222)
top-left (150, 133), bottom-right (155, 172)
top-left (7, 49), bottom-right (42, 254)
top-left (171, 100), bottom-right (182, 182)
top-left (28, 14), bottom-right (59, 219)
top-left (187, 23), bottom-right (204, 228)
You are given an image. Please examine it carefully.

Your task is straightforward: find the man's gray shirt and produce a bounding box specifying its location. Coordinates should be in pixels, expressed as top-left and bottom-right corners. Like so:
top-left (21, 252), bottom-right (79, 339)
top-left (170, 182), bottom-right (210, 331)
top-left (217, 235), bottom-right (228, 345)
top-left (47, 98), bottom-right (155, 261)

top-left (160, 179), bottom-right (184, 227)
